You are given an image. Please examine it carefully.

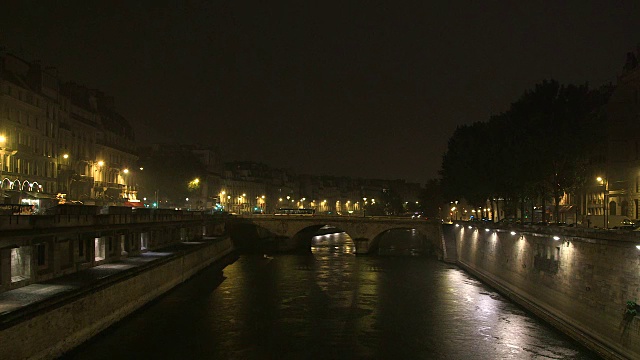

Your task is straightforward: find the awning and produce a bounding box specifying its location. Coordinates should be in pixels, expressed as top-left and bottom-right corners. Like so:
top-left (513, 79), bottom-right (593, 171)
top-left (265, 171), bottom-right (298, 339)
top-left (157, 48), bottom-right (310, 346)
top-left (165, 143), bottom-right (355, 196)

top-left (124, 201), bottom-right (145, 208)
top-left (21, 191), bottom-right (56, 199)
top-left (546, 205), bottom-right (575, 213)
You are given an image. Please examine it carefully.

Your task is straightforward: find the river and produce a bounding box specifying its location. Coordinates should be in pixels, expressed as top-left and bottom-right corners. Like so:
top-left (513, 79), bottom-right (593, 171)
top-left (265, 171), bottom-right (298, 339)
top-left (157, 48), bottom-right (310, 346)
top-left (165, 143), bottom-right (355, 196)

top-left (64, 231), bottom-right (599, 359)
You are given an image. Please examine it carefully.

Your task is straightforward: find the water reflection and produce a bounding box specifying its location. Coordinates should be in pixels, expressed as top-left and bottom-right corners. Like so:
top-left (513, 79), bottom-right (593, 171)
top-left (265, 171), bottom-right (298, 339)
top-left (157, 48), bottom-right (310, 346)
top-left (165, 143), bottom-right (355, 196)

top-left (311, 232), bottom-right (355, 254)
top-left (377, 228), bottom-right (428, 256)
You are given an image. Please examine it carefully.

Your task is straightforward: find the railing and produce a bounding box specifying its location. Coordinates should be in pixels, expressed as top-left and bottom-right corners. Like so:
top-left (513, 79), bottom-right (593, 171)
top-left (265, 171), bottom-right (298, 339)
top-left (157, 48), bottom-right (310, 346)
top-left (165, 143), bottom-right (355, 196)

top-left (452, 220), bottom-right (640, 243)
top-left (0, 209), bottom-right (213, 231)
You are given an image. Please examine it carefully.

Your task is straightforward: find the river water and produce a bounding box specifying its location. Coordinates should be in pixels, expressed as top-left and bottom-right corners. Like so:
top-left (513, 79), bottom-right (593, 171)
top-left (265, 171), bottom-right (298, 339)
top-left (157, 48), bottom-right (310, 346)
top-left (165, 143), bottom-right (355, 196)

top-left (64, 231), bottom-right (599, 360)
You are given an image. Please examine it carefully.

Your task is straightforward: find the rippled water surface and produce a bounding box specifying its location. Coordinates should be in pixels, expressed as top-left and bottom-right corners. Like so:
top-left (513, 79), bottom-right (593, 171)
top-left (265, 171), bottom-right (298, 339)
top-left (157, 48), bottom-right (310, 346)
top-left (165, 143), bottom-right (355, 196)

top-left (65, 232), bottom-right (600, 359)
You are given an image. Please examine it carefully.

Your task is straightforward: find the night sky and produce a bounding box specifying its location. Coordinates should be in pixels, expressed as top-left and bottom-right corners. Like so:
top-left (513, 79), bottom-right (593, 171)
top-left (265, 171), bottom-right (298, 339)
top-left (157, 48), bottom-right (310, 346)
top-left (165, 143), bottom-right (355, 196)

top-left (1, 1), bottom-right (638, 184)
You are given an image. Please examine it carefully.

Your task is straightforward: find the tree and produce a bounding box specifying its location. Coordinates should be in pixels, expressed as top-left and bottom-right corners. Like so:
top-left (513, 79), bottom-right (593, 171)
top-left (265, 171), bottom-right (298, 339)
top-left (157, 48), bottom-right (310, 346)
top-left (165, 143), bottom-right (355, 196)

top-left (419, 179), bottom-right (444, 218)
top-left (137, 149), bottom-right (206, 207)
top-left (380, 188), bottom-right (403, 215)
top-left (439, 79), bottom-right (610, 222)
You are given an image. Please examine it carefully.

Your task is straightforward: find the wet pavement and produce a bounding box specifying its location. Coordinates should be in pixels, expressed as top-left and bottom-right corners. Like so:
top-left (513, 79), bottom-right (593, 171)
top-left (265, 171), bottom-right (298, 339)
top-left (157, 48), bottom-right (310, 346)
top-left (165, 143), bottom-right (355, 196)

top-left (0, 239), bottom-right (217, 326)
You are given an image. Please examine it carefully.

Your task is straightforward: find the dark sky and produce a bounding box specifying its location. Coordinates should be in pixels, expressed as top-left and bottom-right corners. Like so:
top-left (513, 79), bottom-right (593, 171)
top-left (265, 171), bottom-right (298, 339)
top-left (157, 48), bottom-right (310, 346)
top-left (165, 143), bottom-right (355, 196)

top-left (1, 1), bottom-right (638, 184)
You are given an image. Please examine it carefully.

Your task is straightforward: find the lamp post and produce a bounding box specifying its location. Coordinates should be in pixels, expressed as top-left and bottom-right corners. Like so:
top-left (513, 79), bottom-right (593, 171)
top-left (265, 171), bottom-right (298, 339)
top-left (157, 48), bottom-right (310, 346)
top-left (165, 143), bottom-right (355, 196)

top-left (61, 154), bottom-right (70, 198)
top-left (121, 168), bottom-right (130, 203)
top-left (83, 159), bottom-right (106, 200)
top-left (0, 135), bottom-right (17, 202)
top-left (154, 189), bottom-right (159, 208)
top-left (597, 176), bottom-right (608, 229)
top-left (363, 197), bottom-right (367, 217)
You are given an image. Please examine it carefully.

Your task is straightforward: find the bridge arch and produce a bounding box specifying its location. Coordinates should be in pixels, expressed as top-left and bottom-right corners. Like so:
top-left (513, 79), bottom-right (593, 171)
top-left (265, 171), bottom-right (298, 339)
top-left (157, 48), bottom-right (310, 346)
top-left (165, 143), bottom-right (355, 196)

top-left (291, 224), bottom-right (356, 253)
top-left (236, 216), bottom-right (444, 255)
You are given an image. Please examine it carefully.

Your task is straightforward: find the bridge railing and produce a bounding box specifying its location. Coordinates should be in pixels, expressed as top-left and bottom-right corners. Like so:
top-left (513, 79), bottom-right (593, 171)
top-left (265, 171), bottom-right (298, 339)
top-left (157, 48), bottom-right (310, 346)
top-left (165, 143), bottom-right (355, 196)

top-left (0, 211), bottom-right (212, 231)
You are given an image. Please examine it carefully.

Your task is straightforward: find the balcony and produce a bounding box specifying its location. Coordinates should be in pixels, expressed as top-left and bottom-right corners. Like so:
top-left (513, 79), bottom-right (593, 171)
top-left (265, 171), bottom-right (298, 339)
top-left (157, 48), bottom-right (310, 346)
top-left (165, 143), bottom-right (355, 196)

top-left (93, 181), bottom-right (125, 190)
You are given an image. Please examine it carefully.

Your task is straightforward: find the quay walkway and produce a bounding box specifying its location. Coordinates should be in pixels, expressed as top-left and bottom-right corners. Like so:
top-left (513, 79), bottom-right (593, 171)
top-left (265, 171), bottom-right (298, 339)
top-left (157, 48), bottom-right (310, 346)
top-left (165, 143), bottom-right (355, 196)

top-left (0, 236), bottom-right (234, 359)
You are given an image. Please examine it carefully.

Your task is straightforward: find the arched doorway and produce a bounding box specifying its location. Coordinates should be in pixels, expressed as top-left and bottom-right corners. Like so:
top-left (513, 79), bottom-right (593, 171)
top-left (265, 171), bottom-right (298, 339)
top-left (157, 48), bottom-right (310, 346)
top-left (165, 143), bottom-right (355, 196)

top-left (609, 200), bottom-right (617, 216)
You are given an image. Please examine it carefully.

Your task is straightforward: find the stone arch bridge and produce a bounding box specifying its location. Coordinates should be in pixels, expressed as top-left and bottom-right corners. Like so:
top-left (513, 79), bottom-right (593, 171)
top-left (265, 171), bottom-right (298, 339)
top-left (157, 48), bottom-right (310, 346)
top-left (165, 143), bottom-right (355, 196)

top-left (231, 215), bottom-right (448, 255)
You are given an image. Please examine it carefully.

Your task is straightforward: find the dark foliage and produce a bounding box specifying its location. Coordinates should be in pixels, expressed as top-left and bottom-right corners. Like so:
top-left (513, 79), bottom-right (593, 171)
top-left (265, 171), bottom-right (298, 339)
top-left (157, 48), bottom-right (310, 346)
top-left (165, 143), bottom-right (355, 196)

top-left (440, 80), bottom-right (612, 215)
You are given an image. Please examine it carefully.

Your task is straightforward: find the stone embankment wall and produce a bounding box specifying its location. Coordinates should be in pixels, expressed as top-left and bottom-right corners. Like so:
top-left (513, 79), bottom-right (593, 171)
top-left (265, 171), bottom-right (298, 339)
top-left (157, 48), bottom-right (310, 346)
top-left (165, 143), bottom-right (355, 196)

top-left (1, 237), bottom-right (233, 360)
top-left (446, 223), bottom-right (640, 360)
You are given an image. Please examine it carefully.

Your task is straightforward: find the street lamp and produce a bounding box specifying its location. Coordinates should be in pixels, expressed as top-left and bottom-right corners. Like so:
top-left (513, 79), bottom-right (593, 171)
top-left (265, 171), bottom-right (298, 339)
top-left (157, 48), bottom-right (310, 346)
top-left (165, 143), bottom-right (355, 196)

top-left (58, 153), bottom-right (71, 197)
top-left (92, 160), bottom-right (105, 190)
top-left (363, 197), bottom-right (368, 217)
top-left (597, 176), bottom-right (608, 229)
top-left (0, 135), bottom-right (17, 202)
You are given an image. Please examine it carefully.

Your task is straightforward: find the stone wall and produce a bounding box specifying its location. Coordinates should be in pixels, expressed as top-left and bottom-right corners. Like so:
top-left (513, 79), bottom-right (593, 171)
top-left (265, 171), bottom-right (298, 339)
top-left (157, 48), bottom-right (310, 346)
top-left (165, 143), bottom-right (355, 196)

top-left (447, 223), bottom-right (640, 360)
top-left (0, 237), bottom-right (233, 360)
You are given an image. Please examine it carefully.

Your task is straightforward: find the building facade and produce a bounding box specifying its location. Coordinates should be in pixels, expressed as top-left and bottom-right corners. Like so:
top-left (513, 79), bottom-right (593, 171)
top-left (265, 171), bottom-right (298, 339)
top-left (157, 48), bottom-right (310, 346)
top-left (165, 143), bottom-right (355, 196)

top-left (0, 51), bottom-right (138, 209)
top-left (584, 48), bottom-right (640, 223)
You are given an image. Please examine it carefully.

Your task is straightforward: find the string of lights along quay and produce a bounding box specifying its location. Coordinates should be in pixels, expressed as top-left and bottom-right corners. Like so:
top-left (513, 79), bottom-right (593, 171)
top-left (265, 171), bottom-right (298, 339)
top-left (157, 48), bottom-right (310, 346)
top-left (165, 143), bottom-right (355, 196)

top-left (64, 231), bottom-right (598, 360)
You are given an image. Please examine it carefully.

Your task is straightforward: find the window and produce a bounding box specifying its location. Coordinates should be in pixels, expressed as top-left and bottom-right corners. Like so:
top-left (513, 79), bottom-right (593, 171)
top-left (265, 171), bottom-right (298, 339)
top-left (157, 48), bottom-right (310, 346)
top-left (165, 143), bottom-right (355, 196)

top-left (140, 233), bottom-right (149, 250)
top-left (37, 243), bottom-right (46, 266)
top-left (95, 238), bottom-right (105, 261)
top-left (11, 247), bottom-right (31, 282)
top-left (78, 238), bottom-right (85, 257)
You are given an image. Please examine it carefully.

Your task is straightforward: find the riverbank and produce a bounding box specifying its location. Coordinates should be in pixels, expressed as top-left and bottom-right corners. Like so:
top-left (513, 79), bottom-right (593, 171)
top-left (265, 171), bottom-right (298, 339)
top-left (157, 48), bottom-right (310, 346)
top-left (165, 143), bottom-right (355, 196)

top-left (0, 236), bottom-right (234, 360)
top-left (449, 223), bottom-right (640, 360)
